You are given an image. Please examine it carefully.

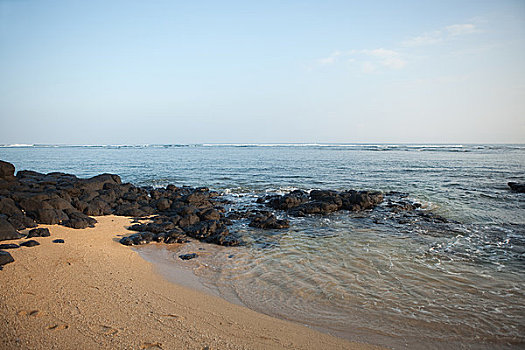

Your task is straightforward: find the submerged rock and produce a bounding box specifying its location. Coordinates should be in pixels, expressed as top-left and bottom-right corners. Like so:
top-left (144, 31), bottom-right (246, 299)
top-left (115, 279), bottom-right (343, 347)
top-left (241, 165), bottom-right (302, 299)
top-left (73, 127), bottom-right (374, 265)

top-left (508, 182), bottom-right (525, 193)
top-left (179, 253), bottom-right (197, 260)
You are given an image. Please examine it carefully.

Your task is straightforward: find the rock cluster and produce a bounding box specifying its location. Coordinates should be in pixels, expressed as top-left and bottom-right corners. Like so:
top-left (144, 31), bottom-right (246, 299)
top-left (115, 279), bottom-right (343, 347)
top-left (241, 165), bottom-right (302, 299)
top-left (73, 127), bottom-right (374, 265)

top-left (0, 160), bottom-right (244, 266)
top-left (260, 189), bottom-right (384, 216)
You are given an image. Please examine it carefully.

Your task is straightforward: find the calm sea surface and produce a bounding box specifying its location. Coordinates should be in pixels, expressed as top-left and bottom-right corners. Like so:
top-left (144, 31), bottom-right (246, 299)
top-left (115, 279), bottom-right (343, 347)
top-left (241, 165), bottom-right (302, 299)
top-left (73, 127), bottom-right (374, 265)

top-left (1, 144), bottom-right (524, 349)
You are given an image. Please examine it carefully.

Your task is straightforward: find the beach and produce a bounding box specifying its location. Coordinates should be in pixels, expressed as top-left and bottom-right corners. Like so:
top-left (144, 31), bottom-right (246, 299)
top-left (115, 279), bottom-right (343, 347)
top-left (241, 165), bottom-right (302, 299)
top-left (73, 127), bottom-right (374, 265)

top-left (0, 215), bottom-right (379, 350)
top-left (0, 147), bottom-right (524, 349)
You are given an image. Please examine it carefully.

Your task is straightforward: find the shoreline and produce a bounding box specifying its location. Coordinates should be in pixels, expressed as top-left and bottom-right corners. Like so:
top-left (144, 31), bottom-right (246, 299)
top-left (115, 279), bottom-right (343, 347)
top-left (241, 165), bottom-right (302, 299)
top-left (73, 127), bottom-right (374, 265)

top-left (0, 215), bottom-right (381, 350)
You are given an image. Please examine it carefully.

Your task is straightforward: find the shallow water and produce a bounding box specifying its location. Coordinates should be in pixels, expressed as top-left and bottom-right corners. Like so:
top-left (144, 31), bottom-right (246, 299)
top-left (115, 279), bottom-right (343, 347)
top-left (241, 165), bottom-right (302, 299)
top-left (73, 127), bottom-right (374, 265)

top-left (2, 144), bottom-right (524, 349)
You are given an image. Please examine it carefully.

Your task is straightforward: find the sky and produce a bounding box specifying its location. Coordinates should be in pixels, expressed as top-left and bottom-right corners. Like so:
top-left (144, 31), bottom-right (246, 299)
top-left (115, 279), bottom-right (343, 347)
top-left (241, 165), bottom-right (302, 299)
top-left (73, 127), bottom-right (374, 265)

top-left (1, 0), bottom-right (524, 144)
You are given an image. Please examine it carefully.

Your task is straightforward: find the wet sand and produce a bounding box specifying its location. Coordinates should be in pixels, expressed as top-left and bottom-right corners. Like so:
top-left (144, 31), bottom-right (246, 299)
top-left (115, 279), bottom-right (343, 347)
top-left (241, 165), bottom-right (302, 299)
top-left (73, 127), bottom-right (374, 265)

top-left (0, 215), bottom-right (381, 349)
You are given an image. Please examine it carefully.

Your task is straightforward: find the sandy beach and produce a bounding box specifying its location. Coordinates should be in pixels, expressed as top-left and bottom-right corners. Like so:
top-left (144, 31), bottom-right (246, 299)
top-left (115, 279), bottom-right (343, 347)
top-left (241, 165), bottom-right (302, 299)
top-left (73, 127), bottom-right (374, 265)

top-left (0, 215), bottom-right (380, 350)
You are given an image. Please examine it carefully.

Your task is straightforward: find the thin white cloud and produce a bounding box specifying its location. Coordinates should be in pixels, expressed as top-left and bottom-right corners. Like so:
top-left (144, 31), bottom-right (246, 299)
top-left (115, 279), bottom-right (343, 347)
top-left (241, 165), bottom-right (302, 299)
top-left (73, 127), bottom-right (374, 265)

top-left (382, 56), bottom-right (406, 69)
top-left (316, 48), bottom-right (406, 72)
top-left (360, 49), bottom-right (406, 70)
top-left (361, 61), bottom-right (376, 73)
top-left (317, 50), bottom-right (341, 65)
top-left (402, 23), bottom-right (478, 47)
top-left (402, 31), bottom-right (442, 47)
top-left (366, 48), bottom-right (400, 58)
top-left (446, 23), bottom-right (477, 36)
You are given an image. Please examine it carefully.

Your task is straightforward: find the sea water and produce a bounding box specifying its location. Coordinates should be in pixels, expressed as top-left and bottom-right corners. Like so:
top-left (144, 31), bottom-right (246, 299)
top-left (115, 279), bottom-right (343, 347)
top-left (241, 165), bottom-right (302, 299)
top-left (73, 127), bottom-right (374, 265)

top-left (1, 144), bottom-right (524, 349)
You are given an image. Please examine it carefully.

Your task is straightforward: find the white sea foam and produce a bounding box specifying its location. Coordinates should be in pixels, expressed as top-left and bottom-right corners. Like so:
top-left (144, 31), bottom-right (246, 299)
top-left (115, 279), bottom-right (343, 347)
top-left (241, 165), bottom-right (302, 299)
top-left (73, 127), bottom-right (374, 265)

top-left (0, 144), bottom-right (35, 147)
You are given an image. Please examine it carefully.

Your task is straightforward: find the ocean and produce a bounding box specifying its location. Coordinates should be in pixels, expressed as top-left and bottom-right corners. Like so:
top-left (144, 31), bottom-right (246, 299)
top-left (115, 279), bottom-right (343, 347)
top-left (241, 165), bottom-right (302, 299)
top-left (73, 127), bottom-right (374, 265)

top-left (1, 143), bottom-right (524, 349)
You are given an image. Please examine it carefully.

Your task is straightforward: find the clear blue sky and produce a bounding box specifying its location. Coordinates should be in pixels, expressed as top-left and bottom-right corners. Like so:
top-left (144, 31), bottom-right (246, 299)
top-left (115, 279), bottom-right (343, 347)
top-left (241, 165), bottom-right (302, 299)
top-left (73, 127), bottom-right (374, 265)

top-left (1, 0), bottom-right (524, 144)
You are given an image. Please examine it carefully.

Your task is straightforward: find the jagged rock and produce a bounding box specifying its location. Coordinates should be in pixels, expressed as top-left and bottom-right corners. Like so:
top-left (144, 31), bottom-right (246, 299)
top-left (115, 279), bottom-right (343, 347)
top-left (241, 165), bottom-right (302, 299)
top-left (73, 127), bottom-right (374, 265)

top-left (263, 189), bottom-right (383, 216)
top-left (290, 201), bottom-right (340, 216)
top-left (226, 210), bottom-right (255, 220)
top-left (62, 210), bottom-right (96, 229)
top-left (119, 231), bottom-right (170, 246)
top-left (184, 191), bottom-right (210, 204)
top-left (249, 211), bottom-right (290, 229)
top-left (340, 190), bottom-right (383, 211)
top-left (119, 236), bottom-right (134, 246)
top-left (309, 189), bottom-right (342, 206)
top-left (267, 190), bottom-right (308, 210)
top-left (164, 229), bottom-right (187, 244)
top-left (185, 220), bottom-right (221, 240)
top-left (178, 214), bottom-right (200, 228)
top-left (199, 208), bottom-right (221, 221)
top-left (173, 204), bottom-right (198, 216)
top-left (155, 198), bottom-right (172, 211)
top-left (129, 221), bottom-right (175, 234)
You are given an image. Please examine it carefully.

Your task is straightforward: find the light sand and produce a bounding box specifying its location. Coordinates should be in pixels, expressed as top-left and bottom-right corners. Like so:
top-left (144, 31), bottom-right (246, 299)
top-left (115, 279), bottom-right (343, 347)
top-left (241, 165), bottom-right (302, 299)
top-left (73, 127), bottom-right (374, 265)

top-left (0, 215), bottom-right (382, 350)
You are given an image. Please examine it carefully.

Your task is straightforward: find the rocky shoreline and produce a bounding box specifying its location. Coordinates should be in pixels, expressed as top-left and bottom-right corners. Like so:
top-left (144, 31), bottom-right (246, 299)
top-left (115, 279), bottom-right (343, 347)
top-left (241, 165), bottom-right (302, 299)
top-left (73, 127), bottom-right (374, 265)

top-left (2, 159), bottom-right (522, 268)
top-left (0, 160), bottom-right (390, 265)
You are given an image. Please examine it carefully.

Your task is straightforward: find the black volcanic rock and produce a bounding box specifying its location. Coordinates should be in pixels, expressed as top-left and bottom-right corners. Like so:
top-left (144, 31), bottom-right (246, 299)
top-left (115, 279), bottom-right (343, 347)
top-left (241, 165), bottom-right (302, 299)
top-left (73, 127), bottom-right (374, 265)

top-left (0, 243), bottom-right (19, 249)
top-left (508, 182), bottom-right (525, 193)
top-left (27, 228), bottom-right (51, 238)
top-left (20, 240), bottom-right (40, 247)
top-left (290, 201), bottom-right (340, 216)
top-left (249, 211), bottom-right (290, 229)
top-left (0, 250), bottom-right (14, 266)
top-left (179, 253), bottom-right (197, 260)
top-left (32, 208), bottom-right (68, 225)
top-left (0, 197), bottom-right (23, 217)
top-left (7, 214), bottom-right (37, 230)
top-left (340, 190), bottom-right (383, 211)
top-left (76, 173), bottom-right (122, 192)
top-left (0, 217), bottom-right (22, 241)
top-left (0, 161), bottom-right (16, 181)
top-left (260, 189), bottom-right (384, 217)
top-left (119, 236), bottom-right (135, 246)
top-left (267, 190), bottom-right (308, 210)
top-left (62, 210), bottom-right (96, 229)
